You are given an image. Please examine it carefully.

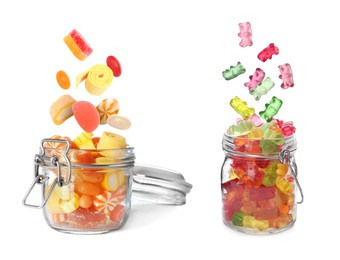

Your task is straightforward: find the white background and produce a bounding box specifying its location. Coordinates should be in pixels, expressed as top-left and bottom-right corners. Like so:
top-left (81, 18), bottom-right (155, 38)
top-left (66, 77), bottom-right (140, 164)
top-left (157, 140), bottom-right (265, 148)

top-left (0, 0), bottom-right (338, 259)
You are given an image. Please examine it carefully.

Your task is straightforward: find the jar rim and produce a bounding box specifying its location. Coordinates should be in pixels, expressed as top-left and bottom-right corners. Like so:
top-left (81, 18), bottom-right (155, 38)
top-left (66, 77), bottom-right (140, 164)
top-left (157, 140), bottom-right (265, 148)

top-left (222, 132), bottom-right (297, 158)
top-left (42, 145), bottom-right (135, 168)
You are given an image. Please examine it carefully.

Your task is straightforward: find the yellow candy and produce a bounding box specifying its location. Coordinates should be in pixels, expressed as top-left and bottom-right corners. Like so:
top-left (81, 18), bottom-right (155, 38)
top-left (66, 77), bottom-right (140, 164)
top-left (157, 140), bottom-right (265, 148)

top-left (248, 128), bottom-right (264, 139)
top-left (277, 163), bottom-right (289, 176)
top-left (243, 216), bottom-right (269, 231)
top-left (101, 170), bottom-right (126, 192)
top-left (55, 185), bottom-right (71, 201)
top-left (230, 96), bottom-right (255, 120)
top-left (85, 64), bottom-right (114, 96)
top-left (276, 177), bottom-right (293, 195)
top-left (74, 132), bottom-right (95, 149)
top-left (45, 183), bottom-right (63, 214)
top-left (76, 70), bottom-right (89, 88)
top-left (97, 131), bottom-right (127, 157)
top-left (59, 192), bottom-right (80, 213)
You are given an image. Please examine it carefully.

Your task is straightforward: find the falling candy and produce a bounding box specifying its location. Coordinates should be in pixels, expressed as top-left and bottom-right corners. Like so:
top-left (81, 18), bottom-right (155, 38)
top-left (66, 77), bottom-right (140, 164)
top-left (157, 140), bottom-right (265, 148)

top-left (230, 96), bottom-right (255, 120)
top-left (244, 68), bottom-right (265, 91)
top-left (238, 22), bottom-right (253, 47)
top-left (222, 62), bottom-right (246, 80)
top-left (250, 77), bottom-right (275, 101)
top-left (259, 96), bottom-right (283, 122)
top-left (278, 63), bottom-right (294, 89)
top-left (257, 43), bottom-right (279, 62)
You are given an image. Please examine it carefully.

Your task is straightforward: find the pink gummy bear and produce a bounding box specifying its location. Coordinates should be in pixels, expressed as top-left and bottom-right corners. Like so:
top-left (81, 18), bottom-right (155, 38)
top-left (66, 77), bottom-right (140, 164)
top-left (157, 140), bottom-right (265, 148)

top-left (238, 22), bottom-right (253, 47)
top-left (257, 43), bottom-right (279, 62)
top-left (276, 119), bottom-right (296, 137)
top-left (244, 68), bottom-right (265, 90)
top-left (278, 63), bottom-right (294, 89)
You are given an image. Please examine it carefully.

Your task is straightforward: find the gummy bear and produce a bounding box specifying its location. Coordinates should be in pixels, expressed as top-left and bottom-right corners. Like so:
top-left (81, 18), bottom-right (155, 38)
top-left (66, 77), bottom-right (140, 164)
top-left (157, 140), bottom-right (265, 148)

top-left (238, 22), bottom-right (253, 47)
top-left (249, 186), bottom-right (275, 201)
top-left (259, 96), bottom-right (283, 122)
top-left (222, 61), bottom-right (246, 80)
top-left (227, 121), bottom-right (255, 136)
top-left (244, 68), bottom-right (265, 91)
top-left (278, 63), bottom-right (294, 89)
top-left (262, 162), bottom-right (277, 186)
top-left (230, 96), bottom-right (255, 120)
top-left (250, 77), bottom-right (275, 101)
top-left (232, 210), bottom-right (247, 226)
top-left (243, 215), bottom-right (269, 231)
top-left (257, 43), bottom-right (279, 62)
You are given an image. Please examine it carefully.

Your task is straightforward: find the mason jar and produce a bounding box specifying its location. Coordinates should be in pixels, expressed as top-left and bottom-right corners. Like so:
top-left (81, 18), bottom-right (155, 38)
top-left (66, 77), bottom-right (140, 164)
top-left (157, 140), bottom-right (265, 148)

top-left (23, 138), bottom-right (192, 234)
top-left (221, 133), bottom-right (303, 234)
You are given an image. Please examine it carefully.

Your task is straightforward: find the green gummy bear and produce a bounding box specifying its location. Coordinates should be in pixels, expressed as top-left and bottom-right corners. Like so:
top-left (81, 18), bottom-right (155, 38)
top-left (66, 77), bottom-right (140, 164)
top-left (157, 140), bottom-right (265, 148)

top-left (222, 61), bottom-right (246, 80)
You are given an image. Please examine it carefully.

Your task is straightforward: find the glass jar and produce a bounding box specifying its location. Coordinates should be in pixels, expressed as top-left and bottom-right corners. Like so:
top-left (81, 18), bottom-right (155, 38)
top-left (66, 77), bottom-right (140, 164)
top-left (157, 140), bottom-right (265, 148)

top-left (23, 138), bottom-right (192, 234)
top-left (221, 133), bottom-right (303, 234)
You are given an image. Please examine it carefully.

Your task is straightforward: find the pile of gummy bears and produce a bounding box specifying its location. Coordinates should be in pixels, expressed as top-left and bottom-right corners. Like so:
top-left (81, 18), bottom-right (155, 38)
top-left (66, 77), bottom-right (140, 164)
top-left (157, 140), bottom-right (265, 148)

top-left (221, 22), bottom-right (299, 233)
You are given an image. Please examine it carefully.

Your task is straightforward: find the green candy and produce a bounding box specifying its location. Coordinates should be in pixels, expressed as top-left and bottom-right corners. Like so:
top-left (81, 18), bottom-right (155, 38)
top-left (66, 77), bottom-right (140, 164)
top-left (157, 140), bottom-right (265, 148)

top-left (222, 61), bottom-right (246, 80)
top-left (259, 96), bottom-right (283, 122)
top-left (227, 121), bottom-right (255, 136)
top-left (260, 140), bottom-right (279, 155)
top-left (250, 77), bottom-right (275, 101)
top-left (262, 162), bottom-right (278, 187)
top-left (232, 210), bottom-right (247, 227)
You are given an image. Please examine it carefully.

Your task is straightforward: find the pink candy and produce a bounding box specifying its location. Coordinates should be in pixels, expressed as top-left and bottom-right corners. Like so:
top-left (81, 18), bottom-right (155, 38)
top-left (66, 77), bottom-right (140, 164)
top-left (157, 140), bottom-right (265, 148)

top-left (236, 114), bottom-right (263, 127)
top-left (258, 43), bottom-right (279, 62)
top-left (244, 68), bottom-right (265, 91)
top-left (276, 119), bottom-right (296, 137)
top-left (278, 63), bottom-right (294, 89)
top-left (238, 22), bottom-right (253, 47)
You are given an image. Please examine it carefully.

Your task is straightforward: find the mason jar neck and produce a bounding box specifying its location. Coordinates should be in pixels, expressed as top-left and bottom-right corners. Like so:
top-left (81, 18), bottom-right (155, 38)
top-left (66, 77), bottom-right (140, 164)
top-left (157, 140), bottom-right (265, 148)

top-left (222, 133), bottom-right (297, 159)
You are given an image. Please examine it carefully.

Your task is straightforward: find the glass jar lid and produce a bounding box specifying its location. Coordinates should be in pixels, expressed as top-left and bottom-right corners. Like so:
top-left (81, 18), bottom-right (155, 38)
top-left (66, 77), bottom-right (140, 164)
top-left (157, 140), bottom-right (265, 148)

top-left (132, 165), bottom-right (193, 205)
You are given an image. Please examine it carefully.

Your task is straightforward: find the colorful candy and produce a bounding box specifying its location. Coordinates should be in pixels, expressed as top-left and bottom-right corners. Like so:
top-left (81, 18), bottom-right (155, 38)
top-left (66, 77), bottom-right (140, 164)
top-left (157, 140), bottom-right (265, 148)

top-left (85, 64), bottom-right (114, 96)
top-left (259, 96), bottom-right (283, 122)
top-left (238, 22), bottom-right (253, 47)
top-left (278, 63), bottom-right (294, 89)
top-left (109, 205), bottom-right (125, 223)
top-left (257, 43), bottom-right (279, 62)
top-left (222, 62), bottom-right (246, 80)
top-left (93, 191), bottom-right (120, 213)
top-left (230, 96), bottom-right (255, 120)
top-left (250, 77), bottom-right (275, 101)
top-left (244, 68), bottom-right (265, 91)
top-left (106, 56), bottom-right (122, 77)
top-left (72, 101), bottom-right (100, 132)
top-left (107, 115), bottom-right (131, 130)
top-left (63, 29), bottom-right (93, 61)
top-left (96, 98), bottom-right (119, 125)
top-left (227, 121), bottom-right (255, 136)
top-left (50, 94), bottom-right (76, 125)
top-left (56, 70), bottom-right (71, 90)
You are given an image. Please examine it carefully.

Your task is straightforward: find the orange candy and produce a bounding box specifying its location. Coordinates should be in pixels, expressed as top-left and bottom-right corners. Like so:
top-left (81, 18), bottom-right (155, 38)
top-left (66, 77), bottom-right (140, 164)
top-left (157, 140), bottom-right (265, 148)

top-left (56, 70), bottom-right (71, 90)
top-left (72, 101), bottom-right (100, 132)
top-left (109, 205), bottom-right (125, 223)
top-left (78, 170), bottom-right (103, 183)
top-left (79, 194), bottom-right (93, 209)
top-left (96, 98), bottom-right (119, 125)
top-left (76, 182), bottom-right (102, 196)
top-left (93, 191), bottom-right (120, 213)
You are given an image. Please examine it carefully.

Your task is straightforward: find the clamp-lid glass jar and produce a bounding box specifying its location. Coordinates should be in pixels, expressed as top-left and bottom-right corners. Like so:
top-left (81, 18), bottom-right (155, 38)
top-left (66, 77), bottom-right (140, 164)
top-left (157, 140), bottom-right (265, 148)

top-left (221, 133), bottom-right (303, 234)
top-left (23, 138), bottom-right (192, 234)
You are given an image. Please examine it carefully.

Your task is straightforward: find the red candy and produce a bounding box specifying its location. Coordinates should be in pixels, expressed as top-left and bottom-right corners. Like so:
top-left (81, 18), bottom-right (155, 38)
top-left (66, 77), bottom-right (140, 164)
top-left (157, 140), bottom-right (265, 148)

top-left (72, 101), bottom-right (100, 132)
top-left (109, 205), bottom-right (125, 223)
top-left (106, 55), bottom-right (122, 77)
top-left (69, 29), bottom-right (93, 56)
top-left (257, 43), bottom-right (279, 62)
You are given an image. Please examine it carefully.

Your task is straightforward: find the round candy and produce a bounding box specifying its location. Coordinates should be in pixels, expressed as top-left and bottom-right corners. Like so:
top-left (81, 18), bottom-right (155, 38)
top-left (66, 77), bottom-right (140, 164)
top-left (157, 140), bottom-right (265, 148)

top-left (76, 182), bottom-right (102, 196)
top-left (85, 64), bottom-right (114, 96)
top-left (107, 115), bottom-right (131, 130)
top-left (72, 101), bottom-right (100, 133)
top-left (106, 55), bottom-right (122, 77)
top-left (79, 194), bottom-right (93, 209)
top-left (56, 70), bottom-right (71, 90)
top-left (96, 98), bottom-right (119, 125)
top-left (93, 191), bottom-right (120, 213)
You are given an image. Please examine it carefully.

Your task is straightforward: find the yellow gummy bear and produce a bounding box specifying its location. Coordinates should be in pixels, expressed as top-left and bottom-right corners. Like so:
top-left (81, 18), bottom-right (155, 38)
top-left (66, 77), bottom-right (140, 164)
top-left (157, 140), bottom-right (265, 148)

top-left (230, 96), bottom-right (255, 120)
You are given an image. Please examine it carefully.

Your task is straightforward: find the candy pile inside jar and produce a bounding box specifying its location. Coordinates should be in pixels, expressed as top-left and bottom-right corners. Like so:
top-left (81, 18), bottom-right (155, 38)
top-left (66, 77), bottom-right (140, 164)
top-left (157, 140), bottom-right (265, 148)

top-left (221, 22), bottom-right (297, 232)
top-left (45, 29), bottom-right (132, 230)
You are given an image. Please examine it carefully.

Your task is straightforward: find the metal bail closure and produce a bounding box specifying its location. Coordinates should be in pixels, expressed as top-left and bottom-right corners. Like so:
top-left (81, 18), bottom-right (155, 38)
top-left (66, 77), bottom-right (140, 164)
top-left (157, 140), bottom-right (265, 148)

top-left (279, 149), bottom-right (304, 204)
top-left (132, 165), bottom-right (193, 205)
top-left (22, 138), bottom-right (72, 208)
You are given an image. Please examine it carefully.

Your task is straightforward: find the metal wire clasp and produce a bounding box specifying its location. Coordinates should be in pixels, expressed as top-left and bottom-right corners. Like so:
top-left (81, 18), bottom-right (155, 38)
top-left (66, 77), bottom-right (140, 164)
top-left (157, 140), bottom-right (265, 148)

top-left (279, 149), bottom-right (304, 204)
top-left (22, 139), bottom-right (72, 208)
